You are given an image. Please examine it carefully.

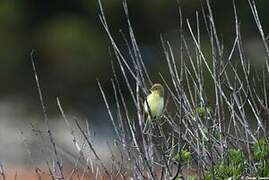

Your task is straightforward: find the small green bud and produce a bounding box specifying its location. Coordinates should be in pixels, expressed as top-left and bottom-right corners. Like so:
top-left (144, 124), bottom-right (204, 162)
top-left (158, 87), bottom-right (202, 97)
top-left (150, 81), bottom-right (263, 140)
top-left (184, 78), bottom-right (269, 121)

top-left (193, 106), bottom-right (212, 119)
top-left (174, 149), bottom-right (192, 162)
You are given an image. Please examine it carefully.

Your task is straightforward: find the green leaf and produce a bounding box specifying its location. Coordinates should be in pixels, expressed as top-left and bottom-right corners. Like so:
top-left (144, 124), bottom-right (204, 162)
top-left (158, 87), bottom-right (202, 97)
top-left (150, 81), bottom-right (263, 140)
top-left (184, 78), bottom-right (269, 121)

top-left (228, 149), bottom-right (245, 165)
top-left (253, 139), bottom-right (269, 161)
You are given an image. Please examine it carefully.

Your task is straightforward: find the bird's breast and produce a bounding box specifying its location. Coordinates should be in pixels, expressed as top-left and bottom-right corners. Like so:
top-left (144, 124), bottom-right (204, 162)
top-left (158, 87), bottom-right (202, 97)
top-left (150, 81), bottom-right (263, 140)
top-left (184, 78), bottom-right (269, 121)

top-left (144, 93), bottom-right (164, 118)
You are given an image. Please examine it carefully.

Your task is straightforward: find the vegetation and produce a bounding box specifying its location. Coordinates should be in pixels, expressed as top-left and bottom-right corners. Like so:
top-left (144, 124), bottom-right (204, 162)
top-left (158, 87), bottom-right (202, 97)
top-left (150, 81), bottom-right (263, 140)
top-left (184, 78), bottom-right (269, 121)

top-left (97, 0), bottom-right (269, 178)
top-left (1, 0), bottom-right (269, 179)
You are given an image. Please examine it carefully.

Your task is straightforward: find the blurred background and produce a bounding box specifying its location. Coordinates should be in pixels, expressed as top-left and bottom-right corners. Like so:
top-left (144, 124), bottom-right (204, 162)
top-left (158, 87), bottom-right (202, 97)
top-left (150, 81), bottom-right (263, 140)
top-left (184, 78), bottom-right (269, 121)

top-left (0, 0), bottom-right (269, 176)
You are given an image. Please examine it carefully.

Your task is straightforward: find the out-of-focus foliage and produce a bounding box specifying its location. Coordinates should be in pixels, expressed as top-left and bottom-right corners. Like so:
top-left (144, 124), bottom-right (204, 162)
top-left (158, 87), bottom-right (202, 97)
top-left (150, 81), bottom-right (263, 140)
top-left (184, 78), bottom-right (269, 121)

top-left (0, 0), bottom-right (269, 109)
top-left (0, 0), bottom-right (27, 86)
top-left (35, 15), bottom-right (106, 81)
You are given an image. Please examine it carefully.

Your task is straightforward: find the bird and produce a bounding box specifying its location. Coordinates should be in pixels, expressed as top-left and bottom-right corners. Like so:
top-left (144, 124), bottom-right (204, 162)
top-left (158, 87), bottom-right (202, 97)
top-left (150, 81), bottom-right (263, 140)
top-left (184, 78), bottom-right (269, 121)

top-left (144, 83), bottom-right (164, 121)
top-left (143, 83), bottom-right (165, 156)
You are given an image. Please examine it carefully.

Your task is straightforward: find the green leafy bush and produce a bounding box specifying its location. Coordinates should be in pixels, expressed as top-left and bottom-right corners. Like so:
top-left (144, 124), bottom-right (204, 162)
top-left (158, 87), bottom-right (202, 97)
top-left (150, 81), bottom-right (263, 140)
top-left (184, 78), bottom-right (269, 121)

top-left (205, 149), bottom-right (246, 179)
top-left (253, 139), bottom-right (269, 177)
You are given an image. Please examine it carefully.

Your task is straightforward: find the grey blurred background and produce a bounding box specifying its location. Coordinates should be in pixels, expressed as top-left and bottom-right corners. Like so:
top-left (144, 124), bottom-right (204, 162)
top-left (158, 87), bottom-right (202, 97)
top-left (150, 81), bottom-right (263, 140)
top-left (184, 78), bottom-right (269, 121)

top-left (0, 0), bottom-right (268, 174)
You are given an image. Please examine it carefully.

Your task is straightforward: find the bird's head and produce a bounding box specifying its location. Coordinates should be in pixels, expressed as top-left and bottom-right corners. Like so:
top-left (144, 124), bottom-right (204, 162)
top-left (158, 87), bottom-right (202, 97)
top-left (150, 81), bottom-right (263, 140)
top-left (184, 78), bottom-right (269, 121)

top-left (150, 83), bottom-right (164, 97)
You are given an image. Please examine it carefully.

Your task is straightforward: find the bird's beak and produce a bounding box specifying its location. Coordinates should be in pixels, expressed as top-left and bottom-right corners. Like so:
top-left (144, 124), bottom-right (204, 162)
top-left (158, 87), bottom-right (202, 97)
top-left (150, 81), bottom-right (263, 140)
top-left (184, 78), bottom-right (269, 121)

top-left (150, 87), bottom-right (156, 92)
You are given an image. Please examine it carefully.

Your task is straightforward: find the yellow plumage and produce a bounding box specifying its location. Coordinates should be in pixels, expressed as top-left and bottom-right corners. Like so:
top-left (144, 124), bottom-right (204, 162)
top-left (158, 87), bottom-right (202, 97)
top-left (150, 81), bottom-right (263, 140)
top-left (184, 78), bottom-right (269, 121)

top-left (144, 84), bottom-right (164, 120)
